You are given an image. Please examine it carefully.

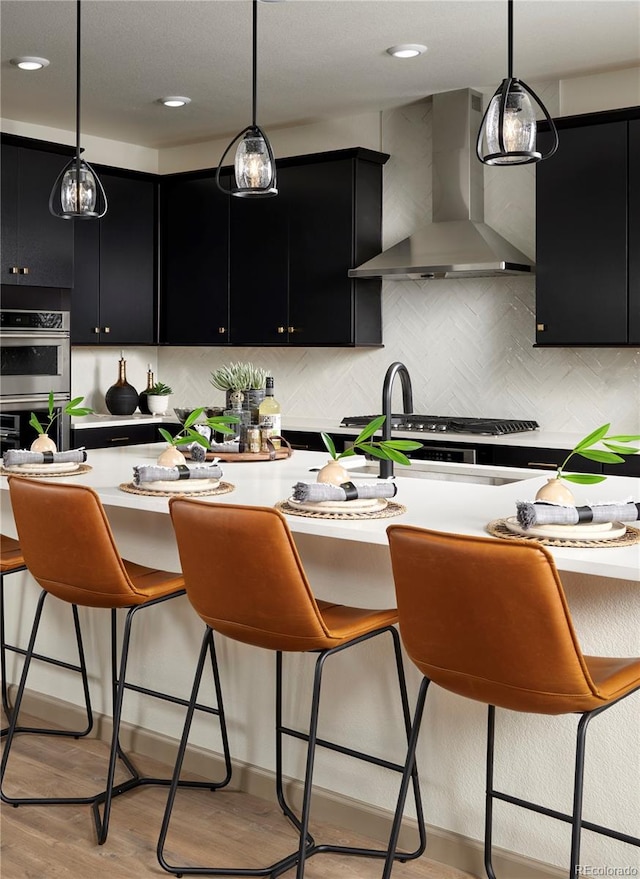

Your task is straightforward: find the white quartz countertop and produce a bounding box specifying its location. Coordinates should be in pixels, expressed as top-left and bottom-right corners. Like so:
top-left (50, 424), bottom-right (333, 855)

top-left (72, 412), bottom-right (589, 452)
top-left (4, 443), bottom-right (638, 581)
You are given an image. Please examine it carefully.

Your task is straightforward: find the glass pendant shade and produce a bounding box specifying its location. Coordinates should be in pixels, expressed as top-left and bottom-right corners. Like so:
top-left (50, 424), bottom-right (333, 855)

top-left (61, 160), bottom-right (97, 214)
top-left (476, 0), bottom-right (558, 166)
top-left (483, 81), bottom-right (537, 164)
top-left (234, 129), bottom-right (277, 195)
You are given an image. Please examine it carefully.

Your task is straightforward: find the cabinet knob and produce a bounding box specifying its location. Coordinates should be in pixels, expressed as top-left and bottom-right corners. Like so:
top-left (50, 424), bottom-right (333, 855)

top-left (92, 327), bottom-right (100, 334)
top-left (19, 267), bottom-right (29, 275)
top-left (103, 326), bottom-right (111, 333)
top-left (9, 267), bottom-right (19, 275)
top-left (287, 326), bottom-right (297, 334)
top-left (536, 323), bottom-right (546, 332)
top-left (218, 327), bottom-right (226, 334)
top-left (277, 326), bottom-right (285, 334)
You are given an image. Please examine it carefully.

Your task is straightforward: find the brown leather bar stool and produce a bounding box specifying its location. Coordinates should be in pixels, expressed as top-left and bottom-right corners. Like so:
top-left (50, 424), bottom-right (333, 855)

top-left (383, 525), bottom-right (640, 879)
top-left (157, 499), bottom-right (425, 879)
top-left (1, 533), bottom-right (93, 740)
top-left (1, 477), bottom-right (231, 844)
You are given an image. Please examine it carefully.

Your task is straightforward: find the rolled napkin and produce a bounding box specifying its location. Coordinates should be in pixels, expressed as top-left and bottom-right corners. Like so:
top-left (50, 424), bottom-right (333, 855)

top-left (292, 480), bottom-right (397, 503)
top-left (133, 462), bottom-right (223, 486)
top-left (516, 499), bottom-right (640, 529)
top-left (3, 448), bottom-right (87, 467)
top-left (187, 440), bottom-right (240, 463)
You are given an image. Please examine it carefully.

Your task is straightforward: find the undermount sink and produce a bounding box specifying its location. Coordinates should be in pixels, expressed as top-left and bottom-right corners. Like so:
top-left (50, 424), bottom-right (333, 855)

top-left (347, 461), bottom-right (527, 486)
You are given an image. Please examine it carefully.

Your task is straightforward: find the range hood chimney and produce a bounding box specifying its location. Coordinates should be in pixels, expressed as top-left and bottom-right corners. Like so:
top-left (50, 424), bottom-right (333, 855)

top-left (349, 88), bottom-right (534, 280)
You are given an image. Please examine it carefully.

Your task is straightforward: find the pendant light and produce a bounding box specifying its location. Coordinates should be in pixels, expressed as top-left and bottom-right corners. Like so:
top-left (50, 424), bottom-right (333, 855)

top-left (476, 0), bottom-right (558, 166)
top-left (216, 0), bottom-right (277, 197)
top-left (49, 0), bottom-right (107, 219)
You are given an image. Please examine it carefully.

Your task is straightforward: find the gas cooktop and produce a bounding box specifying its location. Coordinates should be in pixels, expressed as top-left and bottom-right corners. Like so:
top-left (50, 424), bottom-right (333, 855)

top-left (340, 415), bottom-right (539, 436)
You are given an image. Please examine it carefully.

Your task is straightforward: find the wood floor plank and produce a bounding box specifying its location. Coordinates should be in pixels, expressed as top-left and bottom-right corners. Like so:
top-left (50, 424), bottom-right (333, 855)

top-left (1, 713), bottom-right (477, 879)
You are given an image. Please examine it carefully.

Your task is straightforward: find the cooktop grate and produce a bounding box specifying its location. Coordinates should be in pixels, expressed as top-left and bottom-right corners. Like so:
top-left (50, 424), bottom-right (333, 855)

top-left (340, 415), bottom-right (539, 436)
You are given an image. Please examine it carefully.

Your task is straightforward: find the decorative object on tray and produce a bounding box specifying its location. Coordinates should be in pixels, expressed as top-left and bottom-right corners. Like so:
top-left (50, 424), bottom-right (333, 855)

top-left (146, 381), bottom-right (173, 416)
top-left (105, 352), bottom-right (139, 416)
top-left (156, 407), bottom-right (237, 467)
top-left (29, 391), bottom-right (93, 453)
top-left (516, 499), bottom-right (640, 529)
top-left (318, 415), bottom-right (422, 485)
top-left (210, 361), bottom-right (267, 418)
top-left (187, 436), bottom-right (292, 463)
top-left (275, 498), bottom-right (406, 520)
top-left (534, 423), bottom-right (640, 504)
top-left (486, 519), bottom-right (640, 548)
top-left (119, 480), bottom-right (235, 498)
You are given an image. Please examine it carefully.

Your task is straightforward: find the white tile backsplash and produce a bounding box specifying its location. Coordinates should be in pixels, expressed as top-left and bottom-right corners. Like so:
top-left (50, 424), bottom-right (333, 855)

top-left (72, 87), bottom-right (640, 435)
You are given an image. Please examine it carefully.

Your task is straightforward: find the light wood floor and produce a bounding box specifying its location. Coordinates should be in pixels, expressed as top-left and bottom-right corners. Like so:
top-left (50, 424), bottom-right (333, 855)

top-left (1, 713), bottom-right (478, 879)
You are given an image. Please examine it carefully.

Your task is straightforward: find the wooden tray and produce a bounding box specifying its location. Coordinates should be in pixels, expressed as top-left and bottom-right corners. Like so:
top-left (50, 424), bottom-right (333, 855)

top-left (188, 437), bottom-right (293, 463)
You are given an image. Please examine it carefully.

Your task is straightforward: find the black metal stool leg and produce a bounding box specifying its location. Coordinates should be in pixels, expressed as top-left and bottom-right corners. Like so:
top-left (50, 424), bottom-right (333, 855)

top-left (0, 571), bottom-right (15, 733)
top-left (484, 705), bottom-right (498, 879)
top-left (381, 675), bottom-right (430, 879)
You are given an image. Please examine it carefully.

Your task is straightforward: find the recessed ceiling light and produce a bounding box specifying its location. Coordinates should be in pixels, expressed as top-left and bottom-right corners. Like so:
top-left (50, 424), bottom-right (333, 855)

top-left (10, 56), bottom-right (50, 71)
top-left (386, 44), bottom-right (427, 59)
top-left (159, 96), bottom-right (191, 108)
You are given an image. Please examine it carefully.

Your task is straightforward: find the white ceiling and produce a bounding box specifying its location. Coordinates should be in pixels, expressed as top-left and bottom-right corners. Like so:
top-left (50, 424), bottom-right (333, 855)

top-left (1, 0), bottom-right (639, 150)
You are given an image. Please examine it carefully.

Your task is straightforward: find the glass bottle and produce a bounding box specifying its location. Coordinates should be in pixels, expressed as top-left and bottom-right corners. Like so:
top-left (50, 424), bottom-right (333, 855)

top-left (224, 390), bottom-right (250, 443)
top-left (138, 364), bottom-right (154, 414)
top-left (258, 377), bottom-right (281, 449)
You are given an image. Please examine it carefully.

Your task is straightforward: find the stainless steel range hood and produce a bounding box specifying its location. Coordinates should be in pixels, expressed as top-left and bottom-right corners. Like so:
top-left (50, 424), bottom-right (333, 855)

top-left (349, 89), bottom-right (534, 280)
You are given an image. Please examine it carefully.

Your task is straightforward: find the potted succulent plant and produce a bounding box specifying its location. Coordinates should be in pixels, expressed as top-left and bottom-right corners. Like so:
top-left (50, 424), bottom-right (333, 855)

top-left (210, 362), bottom-right (268, 415)
top-left (146, 381), bottom-right (173, 415)
top-left (29, 392), bottom-right (93, 452)
top-left (318, 415), bottom-right (422, 485)
top-left (535, 423), bottom-right (640, 503)
top-left (155, 407), bottom-right (238, 466)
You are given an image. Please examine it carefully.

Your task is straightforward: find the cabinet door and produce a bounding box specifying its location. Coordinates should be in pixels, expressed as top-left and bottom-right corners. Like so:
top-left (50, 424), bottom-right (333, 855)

top-left (287, 160), bottom-right (355, 345)
top-left (1, 145), bottom-right (19, 284)
top-left (71, 219), bottom-right (101, 344)
top-left (228, 186), bottom-right (289, 345)
top-left (1, 145), bottom-right (74, 288)
top-left (629, 120), bottom-right (640, 345)
top-left (160, 174), bottom-right (229, 344)
top-left (536, 122), bottom-right (628, 345)
top-left (98, 173), bottom-right (157, 344)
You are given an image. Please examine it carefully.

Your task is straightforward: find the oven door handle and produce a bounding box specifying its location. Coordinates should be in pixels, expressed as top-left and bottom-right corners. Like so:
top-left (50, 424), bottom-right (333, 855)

top-left (0, 331), bottom-right (70, 341)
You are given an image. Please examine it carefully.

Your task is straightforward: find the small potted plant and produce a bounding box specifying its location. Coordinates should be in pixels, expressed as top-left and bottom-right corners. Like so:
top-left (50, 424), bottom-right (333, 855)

top-left (146, 381), bottom-right (173, 416)
top-left (155, 408), bottom-right (238, 466)
top-left (535, 423), bottom-right (640, 503)
top-left (30, 392), bottom-right (93, 452)
top-left (318, 415), bottom-right (422, 485)
top-left (210, 362), bottom-right (267, 414)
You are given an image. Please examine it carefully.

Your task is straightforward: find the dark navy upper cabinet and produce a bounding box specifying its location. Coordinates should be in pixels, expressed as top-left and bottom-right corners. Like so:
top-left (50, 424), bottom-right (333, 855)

top-left (1, 139), bottom-right (74, 289)
top-left (535, 108), bottom-right (640, 347)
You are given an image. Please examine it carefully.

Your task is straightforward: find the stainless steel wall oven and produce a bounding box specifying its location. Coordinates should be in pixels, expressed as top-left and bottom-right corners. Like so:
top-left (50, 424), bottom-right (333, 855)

top-left (1, 309), bottom-right (71, 452)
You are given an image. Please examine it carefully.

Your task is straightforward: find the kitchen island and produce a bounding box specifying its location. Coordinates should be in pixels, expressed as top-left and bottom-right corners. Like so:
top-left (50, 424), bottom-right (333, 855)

top-left (2, 444), bottom-right (638, 875)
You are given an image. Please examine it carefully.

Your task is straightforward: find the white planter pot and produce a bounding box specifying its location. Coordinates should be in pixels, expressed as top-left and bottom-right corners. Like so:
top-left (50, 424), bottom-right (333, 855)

top-left (147, 394), bottom-right (171, 415)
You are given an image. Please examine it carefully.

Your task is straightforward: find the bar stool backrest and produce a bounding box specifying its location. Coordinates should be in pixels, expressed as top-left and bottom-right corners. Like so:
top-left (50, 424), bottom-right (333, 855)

top-left (169, 499), bottom-right (332, 651)
top-left (8, 477), bottom-right (143, 608)
top-left (386, 525), bottom-right (603, 715)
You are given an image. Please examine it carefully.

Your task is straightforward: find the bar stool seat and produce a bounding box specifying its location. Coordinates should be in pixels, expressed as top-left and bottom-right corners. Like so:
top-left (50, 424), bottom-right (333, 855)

top-left (157, 499), bottom-right (425, 878)
top-left (1, 477), bottom-right (231, 845)
top-left (383, 525), bottom-right (640, 879)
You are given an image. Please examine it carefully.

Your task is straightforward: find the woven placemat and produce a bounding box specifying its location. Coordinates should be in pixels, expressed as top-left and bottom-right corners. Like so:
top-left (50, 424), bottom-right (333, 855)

top-left (275, 499), bottom-right (406, 520)
top-left (119, 480), bottom-right (235, 498)
top-left (487, 519), bottom-right (640, 548)
top-left (1, 463), bottom-right (92, 479)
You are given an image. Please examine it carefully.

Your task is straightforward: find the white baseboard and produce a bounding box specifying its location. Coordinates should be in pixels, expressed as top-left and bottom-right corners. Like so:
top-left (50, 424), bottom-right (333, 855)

top-left (8, 688), bottom-right (565, 879)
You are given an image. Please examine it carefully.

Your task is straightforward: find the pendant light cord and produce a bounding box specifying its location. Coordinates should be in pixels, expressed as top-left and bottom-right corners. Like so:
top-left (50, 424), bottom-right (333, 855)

top-left (251, 0), bottom-right (258, 128)
top-left (75, 0), bottom-right (82, 172)
top-left (507, 0), bottom-right (513, 80)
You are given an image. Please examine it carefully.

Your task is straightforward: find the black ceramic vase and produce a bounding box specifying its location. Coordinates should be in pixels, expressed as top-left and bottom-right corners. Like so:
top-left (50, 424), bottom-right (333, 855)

top-left (105, 357), bottom-right (139, 415)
